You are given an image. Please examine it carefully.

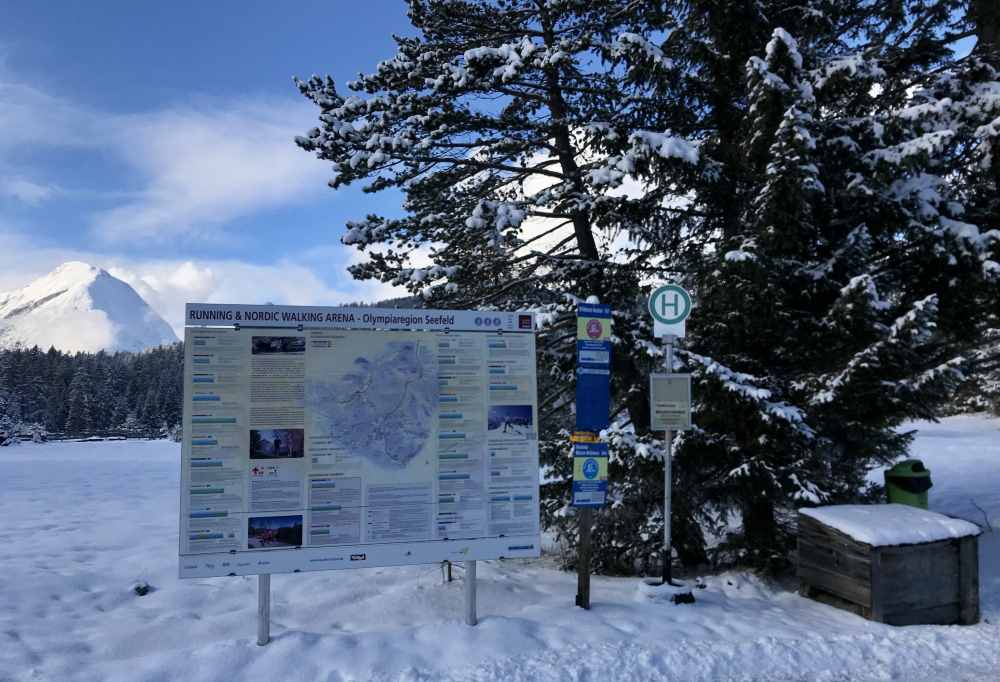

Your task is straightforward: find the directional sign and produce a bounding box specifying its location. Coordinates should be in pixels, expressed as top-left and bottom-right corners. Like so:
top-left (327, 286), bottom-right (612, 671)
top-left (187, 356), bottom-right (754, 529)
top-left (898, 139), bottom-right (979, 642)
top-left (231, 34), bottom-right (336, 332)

top-left (648, 284), bottom-right (692, 338)
top-left (572, 442), bottom-right (609, 507)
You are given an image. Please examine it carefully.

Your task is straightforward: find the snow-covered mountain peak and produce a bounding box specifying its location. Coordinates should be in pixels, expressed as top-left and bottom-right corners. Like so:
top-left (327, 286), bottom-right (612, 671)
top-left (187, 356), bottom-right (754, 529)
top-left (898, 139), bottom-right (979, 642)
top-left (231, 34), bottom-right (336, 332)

top-left (0, 262), bottom-right (178, 353)
top-left (52, 260), bottom-right (105, 278)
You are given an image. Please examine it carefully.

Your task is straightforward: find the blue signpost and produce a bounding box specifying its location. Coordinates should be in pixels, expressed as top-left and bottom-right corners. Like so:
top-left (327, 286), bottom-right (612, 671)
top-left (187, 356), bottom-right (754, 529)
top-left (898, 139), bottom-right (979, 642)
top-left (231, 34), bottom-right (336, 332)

top-left (575, 303), bottom-right (612, 433)
top-left (573, 302), bottom-right (611, 609)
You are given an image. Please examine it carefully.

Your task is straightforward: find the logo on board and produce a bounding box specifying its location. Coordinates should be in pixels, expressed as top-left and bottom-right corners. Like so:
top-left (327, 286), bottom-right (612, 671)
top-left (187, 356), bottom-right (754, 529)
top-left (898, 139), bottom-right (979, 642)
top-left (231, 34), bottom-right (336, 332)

top-left (586, 319), bottom-right (603, 339)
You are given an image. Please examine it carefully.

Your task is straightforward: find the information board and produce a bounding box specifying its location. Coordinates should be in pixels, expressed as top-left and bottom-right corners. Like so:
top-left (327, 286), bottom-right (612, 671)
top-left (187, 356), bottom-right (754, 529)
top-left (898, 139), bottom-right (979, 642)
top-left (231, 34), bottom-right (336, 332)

top-left (571, 442), bottom-right (609, 507)
top-left (575, 303), bottom-right (611, 433)
top-left (179, 304), bottom-right (540, 578)
top-left (649, 373), bottom-right (692, 431)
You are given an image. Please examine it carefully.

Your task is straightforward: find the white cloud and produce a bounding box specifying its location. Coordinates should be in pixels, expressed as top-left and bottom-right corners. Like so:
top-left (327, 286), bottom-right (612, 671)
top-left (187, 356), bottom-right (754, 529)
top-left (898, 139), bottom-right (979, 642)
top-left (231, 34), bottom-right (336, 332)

top-left (0, 81), bottom-right (103, 151)
top-left (109, 257), bottom-right (405, 336)
top-left (92, 100), bottom-right (330, 243)
top-left (1, 177), bottom-right (57, 205)
top-left (1, 68), bottom-right (330, 244)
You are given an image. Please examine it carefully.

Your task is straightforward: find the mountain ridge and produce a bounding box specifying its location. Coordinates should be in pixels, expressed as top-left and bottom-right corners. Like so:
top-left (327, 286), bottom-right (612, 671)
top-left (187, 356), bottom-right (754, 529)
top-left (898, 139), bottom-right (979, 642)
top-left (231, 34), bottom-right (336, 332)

top-left (0, 262), bottom-right (178, 353)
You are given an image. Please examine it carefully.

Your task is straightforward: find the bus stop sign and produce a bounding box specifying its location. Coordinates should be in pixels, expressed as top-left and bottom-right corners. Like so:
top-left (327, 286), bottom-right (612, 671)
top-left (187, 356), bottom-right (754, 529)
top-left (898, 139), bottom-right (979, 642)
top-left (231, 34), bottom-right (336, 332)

top-left (648, 284), bottom-right (691, 338)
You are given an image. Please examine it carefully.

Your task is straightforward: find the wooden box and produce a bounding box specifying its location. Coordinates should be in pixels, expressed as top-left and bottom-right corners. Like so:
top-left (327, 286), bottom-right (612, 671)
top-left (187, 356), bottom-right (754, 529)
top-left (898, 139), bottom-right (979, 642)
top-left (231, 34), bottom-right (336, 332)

top-left (797, 505), bottom-right (980, 626)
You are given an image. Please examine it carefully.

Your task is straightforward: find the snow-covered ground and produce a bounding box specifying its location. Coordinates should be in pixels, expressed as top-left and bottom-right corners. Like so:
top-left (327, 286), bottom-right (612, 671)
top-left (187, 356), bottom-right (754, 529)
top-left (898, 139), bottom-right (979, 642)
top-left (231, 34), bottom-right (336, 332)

top-left (2, 415), bottom-right (999, 681)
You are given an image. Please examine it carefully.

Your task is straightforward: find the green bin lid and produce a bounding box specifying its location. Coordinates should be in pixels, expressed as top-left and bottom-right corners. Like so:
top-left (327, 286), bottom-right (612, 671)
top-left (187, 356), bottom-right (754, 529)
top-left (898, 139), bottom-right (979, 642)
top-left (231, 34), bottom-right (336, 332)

top-left (886, 459), bottom-right (929, 477)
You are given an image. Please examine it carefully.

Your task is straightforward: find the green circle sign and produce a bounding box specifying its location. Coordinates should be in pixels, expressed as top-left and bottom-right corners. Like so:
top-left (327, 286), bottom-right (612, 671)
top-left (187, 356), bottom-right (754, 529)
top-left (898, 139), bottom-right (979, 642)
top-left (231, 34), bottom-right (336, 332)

top-left (648, 284), bottom-right (692, 324)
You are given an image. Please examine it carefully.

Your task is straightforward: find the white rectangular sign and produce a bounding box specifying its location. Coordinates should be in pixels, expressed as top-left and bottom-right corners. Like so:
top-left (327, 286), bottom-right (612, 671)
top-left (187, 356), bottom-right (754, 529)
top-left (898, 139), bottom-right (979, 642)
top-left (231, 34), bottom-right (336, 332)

top-left (653, 319), bottom-right (686, 339)
top-left (649, 373), bottom-right (692, 431)
top-left (179, 304), bottom-right (540, 578)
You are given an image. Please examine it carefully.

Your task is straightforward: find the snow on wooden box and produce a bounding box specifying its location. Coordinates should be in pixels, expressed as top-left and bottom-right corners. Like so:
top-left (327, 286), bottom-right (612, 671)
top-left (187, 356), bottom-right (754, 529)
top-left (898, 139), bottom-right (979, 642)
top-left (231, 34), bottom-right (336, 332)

top-left (797, 504), bottom-right (981, 626)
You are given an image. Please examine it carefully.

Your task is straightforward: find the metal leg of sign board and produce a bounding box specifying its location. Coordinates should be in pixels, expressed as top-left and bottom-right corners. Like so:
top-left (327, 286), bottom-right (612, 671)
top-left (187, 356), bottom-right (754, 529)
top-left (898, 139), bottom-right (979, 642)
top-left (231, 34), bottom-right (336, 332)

top-left (575, 507), bottom-right (592, 609)
top-left (465, 560), bottom-right (478, 626)
top-left (257, 573), bottom-right (271, 646)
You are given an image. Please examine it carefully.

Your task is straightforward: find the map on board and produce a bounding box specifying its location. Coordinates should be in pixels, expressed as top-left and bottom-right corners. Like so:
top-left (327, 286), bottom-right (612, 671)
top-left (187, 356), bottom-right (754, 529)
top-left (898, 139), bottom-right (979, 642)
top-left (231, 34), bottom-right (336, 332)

top-left (307, 337), bottom-right (438, 470)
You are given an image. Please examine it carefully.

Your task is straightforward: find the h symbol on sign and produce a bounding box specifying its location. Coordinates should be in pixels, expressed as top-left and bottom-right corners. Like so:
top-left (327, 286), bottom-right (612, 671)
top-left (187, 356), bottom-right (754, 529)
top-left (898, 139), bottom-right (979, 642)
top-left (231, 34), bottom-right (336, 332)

top-left (659, 293), bottom-right (680, 318)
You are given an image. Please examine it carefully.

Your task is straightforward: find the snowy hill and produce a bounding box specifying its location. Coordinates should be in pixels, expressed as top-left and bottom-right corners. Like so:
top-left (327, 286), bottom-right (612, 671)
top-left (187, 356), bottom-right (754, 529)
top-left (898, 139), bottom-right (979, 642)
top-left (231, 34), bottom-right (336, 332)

top-left (0, 261), bottom-right (178, 353)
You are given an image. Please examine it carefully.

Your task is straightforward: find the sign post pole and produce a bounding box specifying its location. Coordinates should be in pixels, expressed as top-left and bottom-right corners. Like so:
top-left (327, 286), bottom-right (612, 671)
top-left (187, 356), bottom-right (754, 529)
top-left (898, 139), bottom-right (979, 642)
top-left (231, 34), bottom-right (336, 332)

top-left (257, 573), bottom-right (270, 646)
top-left (647, 285), bottom-right (693, 591)
top-left (572, 437), bottom-right (608, 609)
top-left (465, 560), bottom-right (477, 626)
top-left (662, 335), bottom-right (675, 586)
top-left (575, 506), bottom-right (593, 609)
top-left (572, 302), bottom-right (612, 610)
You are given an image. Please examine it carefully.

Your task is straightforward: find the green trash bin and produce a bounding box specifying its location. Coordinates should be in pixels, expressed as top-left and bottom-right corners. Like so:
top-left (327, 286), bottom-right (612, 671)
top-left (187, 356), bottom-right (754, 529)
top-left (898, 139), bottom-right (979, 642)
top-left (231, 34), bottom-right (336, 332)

top-left (884, 459), bottom-right (932, 509)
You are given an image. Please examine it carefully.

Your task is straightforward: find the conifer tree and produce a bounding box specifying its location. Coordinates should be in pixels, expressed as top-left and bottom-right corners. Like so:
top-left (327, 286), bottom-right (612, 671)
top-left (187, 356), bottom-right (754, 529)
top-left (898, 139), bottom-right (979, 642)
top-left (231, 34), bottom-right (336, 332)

top-left (65, 367), bottom-right (94, 434)
top-left (642, 1), bottom-right (1000, 565)
top-left (296, 0), bottom-right (703, 572)
top-left (296, 0), bottom-right (1000, 570)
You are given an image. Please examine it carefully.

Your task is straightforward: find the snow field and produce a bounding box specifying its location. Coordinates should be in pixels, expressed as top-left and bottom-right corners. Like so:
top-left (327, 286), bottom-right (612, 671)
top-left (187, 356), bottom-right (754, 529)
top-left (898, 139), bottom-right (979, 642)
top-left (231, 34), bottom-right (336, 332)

top-left (1, 417), bottom-right (999, 681)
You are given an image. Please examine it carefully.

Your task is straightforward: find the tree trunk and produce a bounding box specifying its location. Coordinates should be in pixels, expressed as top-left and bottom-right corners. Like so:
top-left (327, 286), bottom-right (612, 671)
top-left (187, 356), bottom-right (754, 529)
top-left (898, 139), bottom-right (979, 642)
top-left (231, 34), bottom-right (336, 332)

top-left (538, 8), bottom-right (599, 262)
top-left (972, 0), bottom-right (1000, 198)
top-left (972, 0), bottom-right (1000, 63)
top-left (743, 493), bottom-right (778, 564)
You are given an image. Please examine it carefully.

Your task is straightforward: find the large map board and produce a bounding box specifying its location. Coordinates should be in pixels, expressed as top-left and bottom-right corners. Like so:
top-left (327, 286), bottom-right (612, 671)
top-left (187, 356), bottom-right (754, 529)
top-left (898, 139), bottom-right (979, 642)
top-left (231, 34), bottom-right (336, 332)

top-left (179, 304), bottom-right (540, 578)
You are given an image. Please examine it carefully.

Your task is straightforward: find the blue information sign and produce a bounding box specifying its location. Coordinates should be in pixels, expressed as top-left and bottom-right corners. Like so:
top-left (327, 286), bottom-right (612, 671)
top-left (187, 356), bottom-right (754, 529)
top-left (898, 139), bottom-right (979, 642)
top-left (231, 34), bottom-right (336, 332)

top-left (572, 442), bottom-right (609, 507)
top-left (575, 303), bottom-right (611, 433)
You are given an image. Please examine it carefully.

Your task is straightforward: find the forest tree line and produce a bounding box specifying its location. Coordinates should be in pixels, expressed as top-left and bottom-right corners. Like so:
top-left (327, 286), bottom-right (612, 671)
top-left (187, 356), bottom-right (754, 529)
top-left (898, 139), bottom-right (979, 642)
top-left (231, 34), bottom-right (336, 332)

top-left (0, 343), bottom-right (183, 439)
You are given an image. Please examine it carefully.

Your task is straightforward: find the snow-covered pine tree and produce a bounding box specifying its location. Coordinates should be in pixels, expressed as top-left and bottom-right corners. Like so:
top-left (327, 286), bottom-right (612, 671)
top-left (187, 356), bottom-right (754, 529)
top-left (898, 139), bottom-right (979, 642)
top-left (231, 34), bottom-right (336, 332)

top-left (0, 387), bottom-right (23, 445)
top-left (65, 366), bottom-right (94, 435)
top-left (948, 1), bottom-right (1000, 414)
top-left (297, 0), bottom-right (1000, 572)
top-left (623, 1), bottom-right (1000, 566)
top-left (296, 0), bottom-right (708, 572)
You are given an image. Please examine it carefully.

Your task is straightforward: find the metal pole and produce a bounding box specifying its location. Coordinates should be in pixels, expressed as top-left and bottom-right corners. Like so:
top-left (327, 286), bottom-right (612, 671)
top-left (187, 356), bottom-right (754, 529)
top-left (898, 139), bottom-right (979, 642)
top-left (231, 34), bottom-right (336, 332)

top-left (575, 506), bottom-right (593, 609)
top-left (257, 573), bottom-right (270, 646)
top-left (464, 560), bottom-right (477, 626)
top-left (663, 335), bottom-right (675, 586)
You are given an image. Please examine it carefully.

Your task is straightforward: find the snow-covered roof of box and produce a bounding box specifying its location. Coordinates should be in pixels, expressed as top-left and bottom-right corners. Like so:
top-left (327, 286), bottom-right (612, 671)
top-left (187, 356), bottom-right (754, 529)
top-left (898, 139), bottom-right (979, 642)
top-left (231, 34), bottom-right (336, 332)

top-left (800, 504), bottom-right (981, 547)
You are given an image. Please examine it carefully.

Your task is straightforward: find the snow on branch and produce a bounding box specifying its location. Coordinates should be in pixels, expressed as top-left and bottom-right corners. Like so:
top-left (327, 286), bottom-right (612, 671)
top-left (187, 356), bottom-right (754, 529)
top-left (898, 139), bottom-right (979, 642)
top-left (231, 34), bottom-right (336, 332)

top-left (840, 274), bottom-right (890, 311)
top-left (605, 420), bottom-right (669, 462)
top-left (628, 131), bottom-right (700, 165)
top-left (767, 27), bottom-right (803, 70)
top-left (812, 295), bottom-right (962, 406)
top-left (937, 217), bottom-right (1000, 258)
top-left (866, 130), bottom-right (954, 166)
top-left (812, 54), bottom-right (886, 90)
top-left (607, 32), bottom-right (673, 70)
top-left (588, 130), bottom-right (698, 187)
top-left (460, 36), bottom-right (537, 83)
top-left (683, 351), bottom-right (814, 437)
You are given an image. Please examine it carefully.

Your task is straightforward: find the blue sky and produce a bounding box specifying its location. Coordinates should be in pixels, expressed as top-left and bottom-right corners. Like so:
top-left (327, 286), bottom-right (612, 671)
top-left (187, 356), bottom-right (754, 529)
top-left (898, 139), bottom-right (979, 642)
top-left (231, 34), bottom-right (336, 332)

top-left (0, 1), bottom-right (414, 332)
